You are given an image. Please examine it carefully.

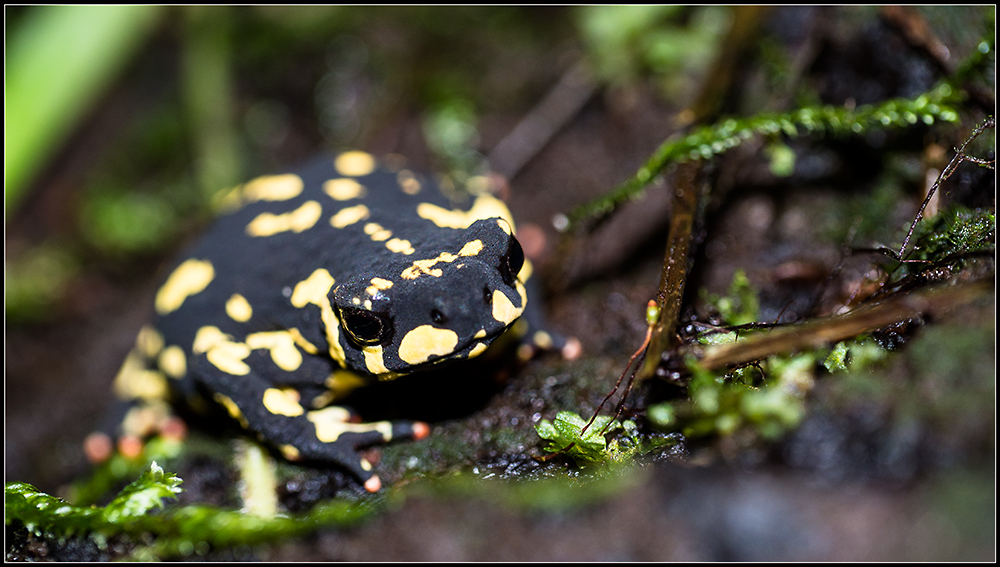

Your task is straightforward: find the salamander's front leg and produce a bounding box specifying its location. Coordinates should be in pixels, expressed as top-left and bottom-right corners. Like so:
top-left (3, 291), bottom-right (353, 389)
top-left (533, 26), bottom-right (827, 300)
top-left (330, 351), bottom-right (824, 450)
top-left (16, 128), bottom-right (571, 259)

top-left (191, 355), bottom-right (427, 492)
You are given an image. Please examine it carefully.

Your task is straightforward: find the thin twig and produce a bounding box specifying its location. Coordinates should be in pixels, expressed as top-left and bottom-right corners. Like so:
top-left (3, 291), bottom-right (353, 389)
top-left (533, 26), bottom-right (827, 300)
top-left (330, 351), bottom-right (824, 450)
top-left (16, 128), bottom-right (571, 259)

top-left (895, 116), bottom-right (995, 260)
top-left (580, 302), bottom-right (657, 436)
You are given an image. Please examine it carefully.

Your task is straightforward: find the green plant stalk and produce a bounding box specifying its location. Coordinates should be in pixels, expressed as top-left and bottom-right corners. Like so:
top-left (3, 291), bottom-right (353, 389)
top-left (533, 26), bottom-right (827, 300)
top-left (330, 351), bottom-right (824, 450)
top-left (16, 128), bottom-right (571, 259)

top-left (638, 161), bottom-right (702, 380)
top-left (182, 5), bottom-right (241, 206)
top-left (5, 6), bottom-right (164, 216)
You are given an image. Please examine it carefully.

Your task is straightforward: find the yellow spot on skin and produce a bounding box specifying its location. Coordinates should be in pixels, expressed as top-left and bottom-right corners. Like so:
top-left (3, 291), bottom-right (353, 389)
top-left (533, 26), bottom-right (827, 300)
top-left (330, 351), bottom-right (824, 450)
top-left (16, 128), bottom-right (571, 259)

top-left (458, 239), bottom-right (483, 256)
top-left (113, 351), bottom-right (169, 401)
top-left (363, 344), bottom-right (389, 374)
top-left (193, 325), bottom-right (227, 353)
top-left (323, 178), bottom-right (366, 201)
top-left (492, 289), bottom-right (523, 325)
top-left (386, 238), bottom-right (415, 255)
top-left (307, 406), bottom-right (393, 443)
top-left (397, 170), bottom-right (421, 194)
top-left (377, 371), bottom-right (404, 382)
top-left (136, 325), bottom-right (164, 358)
top-left (312, 405), bottom-right (352, 423)
top-left (208, 342), bottom-right (252, 375)
top-left (496, 218), bottom-right (512, 234)
top-left (156, 259), bottom-right (215, 315)
top-left (322, 370), bottom-right (368, 403)
top-left (280, 445), bottom-right (301, 460)
top-left (398, 325), bottom-right (459, 365)
top-left (366, 278), bottom-right (393, 297)
top-left (263, 387), bottom-right (305, 417)
top-left (194, 325), bottom-right (251, 375)
top-left (335, 151), bottom-right (376, 177)
top-left (364, 222), bottom-right (392, 241)
top-left (214, 393), bottom-right (249, 428)
top-left (242, 174), bottom-right (304, 202)
top-left (247, 330), bottom-right (303, 372)
top-left (287, 328), bottom-right (320, 355)
top-left (518, 258), bottom-right (533, 282)
top-left (474, 329), bottom-right (487, 339)
top-left (246, 200), bottom-right (322, 237)
top-left (416, 194), bottom-right (516, 231)
top-left (330, 204), bottom-right (370, 228)
top-left (226, 293), bottom-right (253, 322)
top-left (400, 252), bottom-right (459, 280)
top-left (290, 269), bottom-right (345, 365)
top-left (291, 269), bottom-right (335, 308)
top-left (467, 342), bottom-right (488, 359)
top-left (158, 345), bottom-right (187, 379)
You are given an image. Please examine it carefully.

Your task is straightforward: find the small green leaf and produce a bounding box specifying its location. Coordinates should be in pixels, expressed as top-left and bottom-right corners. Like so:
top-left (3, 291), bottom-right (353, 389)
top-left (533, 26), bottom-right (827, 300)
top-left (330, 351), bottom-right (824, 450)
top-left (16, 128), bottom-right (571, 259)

top-left (535, 411), bottom-right (626, 464)
top-left (824, 341), bottom-right (850, 372)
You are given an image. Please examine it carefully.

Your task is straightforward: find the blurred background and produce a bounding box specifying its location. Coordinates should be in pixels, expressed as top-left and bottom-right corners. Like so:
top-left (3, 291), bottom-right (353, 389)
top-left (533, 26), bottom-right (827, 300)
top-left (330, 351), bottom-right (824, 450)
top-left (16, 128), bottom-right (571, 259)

top-left (5, 6), bottom-right (995, 561)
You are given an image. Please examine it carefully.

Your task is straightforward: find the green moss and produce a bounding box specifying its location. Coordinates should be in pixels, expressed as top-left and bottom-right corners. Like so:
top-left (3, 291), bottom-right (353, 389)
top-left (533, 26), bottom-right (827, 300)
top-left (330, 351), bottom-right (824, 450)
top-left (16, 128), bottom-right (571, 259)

top-left (701, 269), bottom-right (760, 327)
top-left (535, 411), bottom-right (638, 464)
top-left (647, 353), bottom-right (813, 441)
top-left (823, 341), bottom-right (850, 373)
top-left (907, 206), bottom-right (995, 262)
top-left (6, 462), bottom-right (182, 541)
top-left (7, 461), bottom-right (378, 560)
top-left (569, 82), bottom-right (963, 226)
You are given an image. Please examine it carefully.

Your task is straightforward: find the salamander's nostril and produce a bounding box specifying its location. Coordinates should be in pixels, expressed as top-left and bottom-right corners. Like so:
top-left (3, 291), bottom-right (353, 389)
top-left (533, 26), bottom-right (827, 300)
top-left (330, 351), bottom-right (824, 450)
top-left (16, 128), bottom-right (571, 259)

top-left (430, 308), bottom-right (447, 325)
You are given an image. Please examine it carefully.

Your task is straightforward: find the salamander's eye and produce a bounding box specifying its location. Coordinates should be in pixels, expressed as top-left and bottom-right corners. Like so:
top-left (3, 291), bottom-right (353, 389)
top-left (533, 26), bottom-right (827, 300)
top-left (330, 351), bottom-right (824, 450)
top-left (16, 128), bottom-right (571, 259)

top-left (499, 235), bottom-right (524, 286)
top-left (339, 306), bottom-right (393, 346)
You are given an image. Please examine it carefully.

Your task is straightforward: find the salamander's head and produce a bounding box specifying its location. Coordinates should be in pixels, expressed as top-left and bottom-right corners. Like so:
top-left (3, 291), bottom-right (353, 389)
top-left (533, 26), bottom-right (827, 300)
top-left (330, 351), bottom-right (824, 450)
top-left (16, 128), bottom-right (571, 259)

top-left (332, 218), bottom-right (527, 377)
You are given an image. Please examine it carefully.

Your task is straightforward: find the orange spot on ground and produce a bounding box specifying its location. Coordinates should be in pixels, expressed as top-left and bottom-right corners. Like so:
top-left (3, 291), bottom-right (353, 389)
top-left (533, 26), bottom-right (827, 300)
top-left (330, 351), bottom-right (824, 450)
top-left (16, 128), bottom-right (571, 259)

top-left (161, 417), bottom-right (188, 441)
top-left (117, 435), bottom-right (144, 460)
top-left (561, 337), bottom-right (583, 361)
top-left (83, 432), bottom-right (114, 464)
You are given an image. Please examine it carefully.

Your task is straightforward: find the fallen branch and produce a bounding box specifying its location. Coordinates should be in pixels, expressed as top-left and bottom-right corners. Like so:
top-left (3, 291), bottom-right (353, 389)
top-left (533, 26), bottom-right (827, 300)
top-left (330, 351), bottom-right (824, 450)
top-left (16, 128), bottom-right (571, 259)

top-left (696, 279), bottom-right (992, 370)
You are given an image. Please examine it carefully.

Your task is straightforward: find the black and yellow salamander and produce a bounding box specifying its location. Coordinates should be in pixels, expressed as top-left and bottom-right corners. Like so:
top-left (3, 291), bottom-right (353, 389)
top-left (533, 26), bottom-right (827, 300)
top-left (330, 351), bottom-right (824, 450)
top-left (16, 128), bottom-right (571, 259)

top-left (110, 150), bottom-right (562, 492)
